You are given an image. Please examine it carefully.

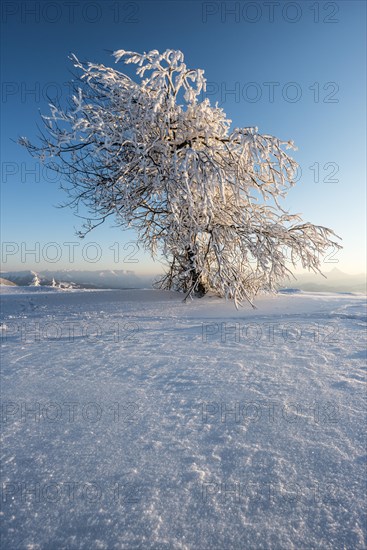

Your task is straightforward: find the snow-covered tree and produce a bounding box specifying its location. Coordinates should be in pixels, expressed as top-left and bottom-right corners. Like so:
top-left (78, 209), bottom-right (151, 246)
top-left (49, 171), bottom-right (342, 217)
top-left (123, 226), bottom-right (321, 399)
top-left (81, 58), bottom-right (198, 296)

top-left (20, 48), bottom-right (341, 306)
top-left (31, 272), bottom-right (41, 286)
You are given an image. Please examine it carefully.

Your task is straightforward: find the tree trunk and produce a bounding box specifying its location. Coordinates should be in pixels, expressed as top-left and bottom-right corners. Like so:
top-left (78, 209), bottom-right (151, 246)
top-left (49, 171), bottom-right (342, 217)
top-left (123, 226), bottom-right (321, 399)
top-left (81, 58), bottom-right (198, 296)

top-left (186, 246), bottom-right (207, 297)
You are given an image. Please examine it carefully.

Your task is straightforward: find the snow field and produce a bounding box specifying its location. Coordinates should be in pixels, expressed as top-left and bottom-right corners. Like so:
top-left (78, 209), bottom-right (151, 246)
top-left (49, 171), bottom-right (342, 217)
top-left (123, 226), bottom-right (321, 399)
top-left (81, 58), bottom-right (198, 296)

top-left (0, 287), bottom-right (366, 549)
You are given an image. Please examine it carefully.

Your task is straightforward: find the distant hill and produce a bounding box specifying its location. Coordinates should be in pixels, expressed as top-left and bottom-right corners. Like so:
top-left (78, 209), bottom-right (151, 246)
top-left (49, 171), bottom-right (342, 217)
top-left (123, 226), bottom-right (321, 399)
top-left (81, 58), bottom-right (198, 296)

top-left (1, 268), bottom-right (365, 293)
top-left (0, 270), bottom-right (155, 289)
top-left (0, 277), bottom-right (17, 286)
top-left (279, 268), bottom-right (366, 293)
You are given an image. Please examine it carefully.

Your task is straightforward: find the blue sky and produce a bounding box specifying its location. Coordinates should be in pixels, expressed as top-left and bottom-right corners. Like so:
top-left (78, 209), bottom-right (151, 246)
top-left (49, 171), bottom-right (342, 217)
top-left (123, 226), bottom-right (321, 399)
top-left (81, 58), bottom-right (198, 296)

top-left (1, 0), bottom-right (366, 275)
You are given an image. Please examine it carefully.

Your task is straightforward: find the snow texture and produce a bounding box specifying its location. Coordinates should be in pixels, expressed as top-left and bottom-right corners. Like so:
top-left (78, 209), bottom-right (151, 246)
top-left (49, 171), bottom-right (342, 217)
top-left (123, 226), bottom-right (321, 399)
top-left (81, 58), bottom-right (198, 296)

top-left (1, 287), bottom-right (366, 549)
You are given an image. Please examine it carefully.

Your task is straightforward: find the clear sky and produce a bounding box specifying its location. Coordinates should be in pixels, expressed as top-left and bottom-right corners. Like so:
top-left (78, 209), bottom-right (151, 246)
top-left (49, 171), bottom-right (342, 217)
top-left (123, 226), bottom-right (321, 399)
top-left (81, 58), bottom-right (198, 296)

top-left (1, 0), bottom-right (366, 275)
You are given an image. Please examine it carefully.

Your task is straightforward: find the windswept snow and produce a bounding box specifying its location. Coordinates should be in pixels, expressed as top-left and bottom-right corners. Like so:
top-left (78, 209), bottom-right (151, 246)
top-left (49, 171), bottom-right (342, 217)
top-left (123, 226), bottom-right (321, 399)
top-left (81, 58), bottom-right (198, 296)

top-left (1, 287), bottom-right (366, 549)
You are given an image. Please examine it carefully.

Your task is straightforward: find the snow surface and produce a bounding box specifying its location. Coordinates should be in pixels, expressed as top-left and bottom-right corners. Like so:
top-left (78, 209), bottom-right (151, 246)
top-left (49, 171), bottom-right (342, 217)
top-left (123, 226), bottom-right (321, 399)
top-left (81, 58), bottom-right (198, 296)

top-left (1, 287), bottom-right (366, 549)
